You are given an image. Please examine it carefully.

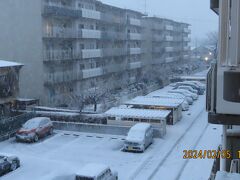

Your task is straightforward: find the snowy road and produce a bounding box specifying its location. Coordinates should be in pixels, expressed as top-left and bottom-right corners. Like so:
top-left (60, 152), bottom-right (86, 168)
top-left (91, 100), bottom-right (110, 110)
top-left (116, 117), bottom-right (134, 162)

top-left (0, 95), bottom-right (221, 180)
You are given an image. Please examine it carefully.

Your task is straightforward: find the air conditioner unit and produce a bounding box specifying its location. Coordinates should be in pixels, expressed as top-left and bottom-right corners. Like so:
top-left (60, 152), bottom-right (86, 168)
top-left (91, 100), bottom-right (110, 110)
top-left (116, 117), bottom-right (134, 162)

top-left (207, 0), bottom-right (240, 124)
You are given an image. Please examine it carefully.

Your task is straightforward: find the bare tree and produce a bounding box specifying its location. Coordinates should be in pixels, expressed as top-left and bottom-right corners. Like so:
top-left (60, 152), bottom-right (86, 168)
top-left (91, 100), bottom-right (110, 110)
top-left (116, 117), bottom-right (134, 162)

top-left (203, 31), bottom-right (218, 59)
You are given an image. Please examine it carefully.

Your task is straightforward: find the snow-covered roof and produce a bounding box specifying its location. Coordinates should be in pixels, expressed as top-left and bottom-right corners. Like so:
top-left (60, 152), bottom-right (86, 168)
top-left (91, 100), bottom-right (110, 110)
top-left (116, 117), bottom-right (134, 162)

top-left (215, 171), bottom-right (240, 180)
top-left (76, 163), bottom-right (109, 178)
top-left (130, 123), bottom-right (151, 132)
top-left (28, 117), bottom-right (50, 123)
top-left (147, 92), bottom-right (185, 100)
top-left (125, 96), bottom-right (183, 108)
top-left (0, 60), bottom-right (23, 68)
top-left (105, 107), bottom-right (170, 120)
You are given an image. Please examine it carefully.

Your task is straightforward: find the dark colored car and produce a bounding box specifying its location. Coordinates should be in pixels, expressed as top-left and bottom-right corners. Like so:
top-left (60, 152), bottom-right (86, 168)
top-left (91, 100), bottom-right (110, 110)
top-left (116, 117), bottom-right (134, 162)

top-left (0, 155), bottom-right (20, 176)
top-left (16, 117), bottom-right (53, 142)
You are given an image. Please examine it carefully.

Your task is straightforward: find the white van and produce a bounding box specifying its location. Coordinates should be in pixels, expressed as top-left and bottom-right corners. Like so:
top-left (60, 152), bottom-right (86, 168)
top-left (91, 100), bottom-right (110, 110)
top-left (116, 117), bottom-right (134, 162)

top-left (75, 163), bottom-right (118, 180)
top-left (124, 123), bottom-right (153, 152)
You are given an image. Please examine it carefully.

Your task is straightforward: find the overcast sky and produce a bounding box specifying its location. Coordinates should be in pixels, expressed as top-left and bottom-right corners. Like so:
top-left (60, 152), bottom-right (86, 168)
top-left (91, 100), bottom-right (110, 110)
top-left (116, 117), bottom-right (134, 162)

top-left (101, 0), bottom-right (218, 45)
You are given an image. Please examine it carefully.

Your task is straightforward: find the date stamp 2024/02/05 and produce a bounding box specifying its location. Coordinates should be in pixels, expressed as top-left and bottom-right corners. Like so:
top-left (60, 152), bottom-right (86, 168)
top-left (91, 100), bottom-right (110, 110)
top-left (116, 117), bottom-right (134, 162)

top-left (182, 150), bottom-right (240, 159)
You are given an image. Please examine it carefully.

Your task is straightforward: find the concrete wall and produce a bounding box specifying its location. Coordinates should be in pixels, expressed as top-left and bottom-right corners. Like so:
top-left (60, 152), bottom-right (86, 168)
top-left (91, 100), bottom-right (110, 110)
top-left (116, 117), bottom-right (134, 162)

top-left (53, 121), bottom-right (163, 138)
top-left (0, 0), bottom-right (44, 102)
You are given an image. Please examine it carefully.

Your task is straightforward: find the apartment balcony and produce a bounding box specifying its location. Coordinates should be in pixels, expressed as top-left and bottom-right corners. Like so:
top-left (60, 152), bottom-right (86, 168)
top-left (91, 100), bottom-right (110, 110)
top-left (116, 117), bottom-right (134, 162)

top-left (102, 48), bottom-right (127, 57)
top-left (129, 18), bottom-right (141, 26)
top-left (101, 14), bottom-right (126, 24)
top-left (81, 8), bottom-right (101, 20)
top-left (45, 71), bottom-right (82, 85)
top-left (165, 57), bottom-right (175, 63)
top-left (102, 31), bottom-right (126, 41)
top-left (165, 47), bottom-right (174, 52)
top-left (153, 47), bottom-right (164, 53)
top-left (183, 54), bottom-right (190, 59)
top-left (183, 37), bottom-right (191, 42)
top-left (43, 50), bottom-right (81, 62)
top-left (153, 35), bottom-right (164, 42)
top-left (128, 62), bottom-right (142, 70)
top-left (82, 49), bottom-right (103, 59)
top-left (129, 48), bottom-right (142, 55)
top-left (42, 4), bottom-right (81, 18)
top-left (183, 28), bottom-right (191, 33)
top-left (183, 46), bottom-right (191, 51)
top-left (165, 35), bottom-right (174, 41)
top-left (129, 33), bottom-right (142, 40)
top-left (173, 36), bottom-right (182, 42)
top-left (165, 25), bottom-right (174, 31)
top-left (82, 67), bottom-right (103, 79)
top-left (81, 29), bottom-right (102, 39)
top-left (152, 24), bottom-right (164, 30)
top-left (43, 27), bottom-right (78, 39)
top-left (103, 64), bottom-right (127, 74)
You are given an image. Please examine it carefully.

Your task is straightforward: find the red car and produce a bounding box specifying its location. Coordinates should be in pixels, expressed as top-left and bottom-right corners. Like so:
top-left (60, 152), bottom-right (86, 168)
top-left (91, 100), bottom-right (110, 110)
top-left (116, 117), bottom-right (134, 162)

top-left (16, 117), bottom-right (53, 142)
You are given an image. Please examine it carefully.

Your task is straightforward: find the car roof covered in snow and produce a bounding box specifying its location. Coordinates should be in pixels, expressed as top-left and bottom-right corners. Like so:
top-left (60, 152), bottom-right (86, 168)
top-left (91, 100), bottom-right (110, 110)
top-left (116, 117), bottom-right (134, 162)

top-left (105, 107), bottom-right (170, 120)
top-left (130, 123), bottom-right (151, 132)
top-left (125, 96), bottom-right (183, 108)
top-left (27, 117), bottom-right (50, 123)
top-left (76, 163), bottom-right (109, 178)
top-left (0, 60), bottom-right (23, 68)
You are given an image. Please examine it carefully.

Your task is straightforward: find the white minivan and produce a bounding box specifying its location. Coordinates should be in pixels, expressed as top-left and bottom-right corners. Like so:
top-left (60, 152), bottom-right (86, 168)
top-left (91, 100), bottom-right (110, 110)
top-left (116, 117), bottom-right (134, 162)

top-left (124, 123), bottom-right (153, 152)
top-left (75, 163), bottom-right (118, 180)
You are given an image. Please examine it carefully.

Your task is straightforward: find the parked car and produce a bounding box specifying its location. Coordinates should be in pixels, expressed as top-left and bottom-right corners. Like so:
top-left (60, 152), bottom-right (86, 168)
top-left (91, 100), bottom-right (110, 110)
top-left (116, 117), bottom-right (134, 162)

top-left (175, 85), bottom-right (198, 95)
top-left (187, 81), bottom-right (206, 91)
top-left (16, 117), bottom-right (53, 142)
top-left (124, 123), bottom-right (153, 152)
top-left (151, 94), bottom-right (189, 111)
top-left (76, 163), bottom-right (118, 180)
top-left (174, 82), bottom-right (204, 95)
top-left (0, 155), bottom-right (20, 176)
top-left (168, 90), bottom-right (194, 105)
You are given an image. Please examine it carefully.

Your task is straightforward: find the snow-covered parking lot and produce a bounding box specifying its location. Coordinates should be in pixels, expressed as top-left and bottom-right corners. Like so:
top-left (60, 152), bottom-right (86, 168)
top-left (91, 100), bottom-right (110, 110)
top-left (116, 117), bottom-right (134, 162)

top-left (0, 87), bottom-right (222, 180)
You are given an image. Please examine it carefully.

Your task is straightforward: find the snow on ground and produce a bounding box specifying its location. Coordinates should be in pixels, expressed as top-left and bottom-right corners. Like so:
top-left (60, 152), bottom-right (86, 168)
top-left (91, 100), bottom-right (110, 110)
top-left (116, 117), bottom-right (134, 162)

top-left (0, 82), bottom-right (221, 180)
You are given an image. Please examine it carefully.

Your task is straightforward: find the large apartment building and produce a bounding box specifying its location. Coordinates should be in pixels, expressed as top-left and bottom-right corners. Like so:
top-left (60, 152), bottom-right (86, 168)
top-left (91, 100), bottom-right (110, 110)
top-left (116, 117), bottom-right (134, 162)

top-left (0, 0), bottom-right (190, 106)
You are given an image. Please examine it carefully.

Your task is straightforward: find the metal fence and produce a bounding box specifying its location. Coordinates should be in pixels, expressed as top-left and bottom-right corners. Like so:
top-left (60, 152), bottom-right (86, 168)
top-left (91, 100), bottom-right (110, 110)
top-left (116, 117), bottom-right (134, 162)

top-left (0, 113), bottom-right (35, 141)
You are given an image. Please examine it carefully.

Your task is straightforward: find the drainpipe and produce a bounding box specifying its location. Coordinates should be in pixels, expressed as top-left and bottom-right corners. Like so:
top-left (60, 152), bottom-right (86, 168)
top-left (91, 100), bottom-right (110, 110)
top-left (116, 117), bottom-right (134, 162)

top-left (221, 125), bottom-right (227, 171)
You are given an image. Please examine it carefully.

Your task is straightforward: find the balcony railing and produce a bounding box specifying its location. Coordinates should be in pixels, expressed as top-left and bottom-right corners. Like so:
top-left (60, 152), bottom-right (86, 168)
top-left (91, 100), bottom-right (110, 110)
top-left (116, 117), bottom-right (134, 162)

top-left (165, 57), bottom-right (175, 63)
top-left (129, 18), bottom-right (141, 26)
top-left (103, 64), bottom-right (127, 74)
top-left (82, 49), bottom-right (103, 59)
top-left (165, 47), bottom-right (174, 52)
top-left (183, 46), bottom-right (191, 51)
top-left (165, 35), bottom-right (174, 41)
top-left (129, 48), bottom-right (142, 55)
top-left (183, 55), bottom-right (190, 59)
top-left (183, 28), bottom-right (191, 33)
top-left (165, 25), bottom-right (174, 31)
top-left (128, 62), bottom-right (142, 69)
top-left (101, 14), bottom-right (126, 24)
top-left (153, 35), bottom-right (164, 42)
top-left (102, 48), bottom-right (127, 57)
top-left (81, 9), bottom-right (101, 20)
top-left (101, 31), bottom-right (126, 41)
top-left (183, 37), bottom-right (191, 42)
top-left (152, 24), bottom-right (164, 30)
top-left (81, 29), bottom-right (102, 39)
top-left (82, 68), bottom-right (103, 79)
top-left (43, 50), bottom-right (81, 61)
top-left (45, 71), bottom-right (82, 85)
top-left (129, 33), bottom-right (142, 40)
top-left (42, 5), bottom-right (82, 18)
top-left (43, 27), bottom-right (80, 39)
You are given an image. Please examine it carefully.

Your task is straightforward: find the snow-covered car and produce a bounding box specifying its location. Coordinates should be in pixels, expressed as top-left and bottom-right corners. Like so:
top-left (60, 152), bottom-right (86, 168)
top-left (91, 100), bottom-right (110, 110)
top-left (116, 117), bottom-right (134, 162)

top-left (175, 85), bottom-right (198, 95)
top-left (76, 163), bottom-right (118, 180)
top-left (174, 89), bottom-right (198, 100)
top-left (124, 123), bottom-right (153, 152)
top-left (174, 82), bottom-right (204, 95)
top-left (0, 155), bottom-right (20, 176)
top-left (187, 81), bottom-right (206, 91)
top-left (16, 117), bottom-right (53, 142)
top-left (168, 90), bottom-right (194, 105)
top-left (151, 93), bottom-right (189, 111)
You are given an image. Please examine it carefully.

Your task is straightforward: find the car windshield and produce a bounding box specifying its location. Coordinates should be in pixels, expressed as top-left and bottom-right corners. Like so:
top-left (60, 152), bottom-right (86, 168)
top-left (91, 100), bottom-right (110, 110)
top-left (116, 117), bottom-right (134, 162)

top-left (23, 120), bottom-right (40, 129)
top-left (128, 129), bottom-right (145, 140)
